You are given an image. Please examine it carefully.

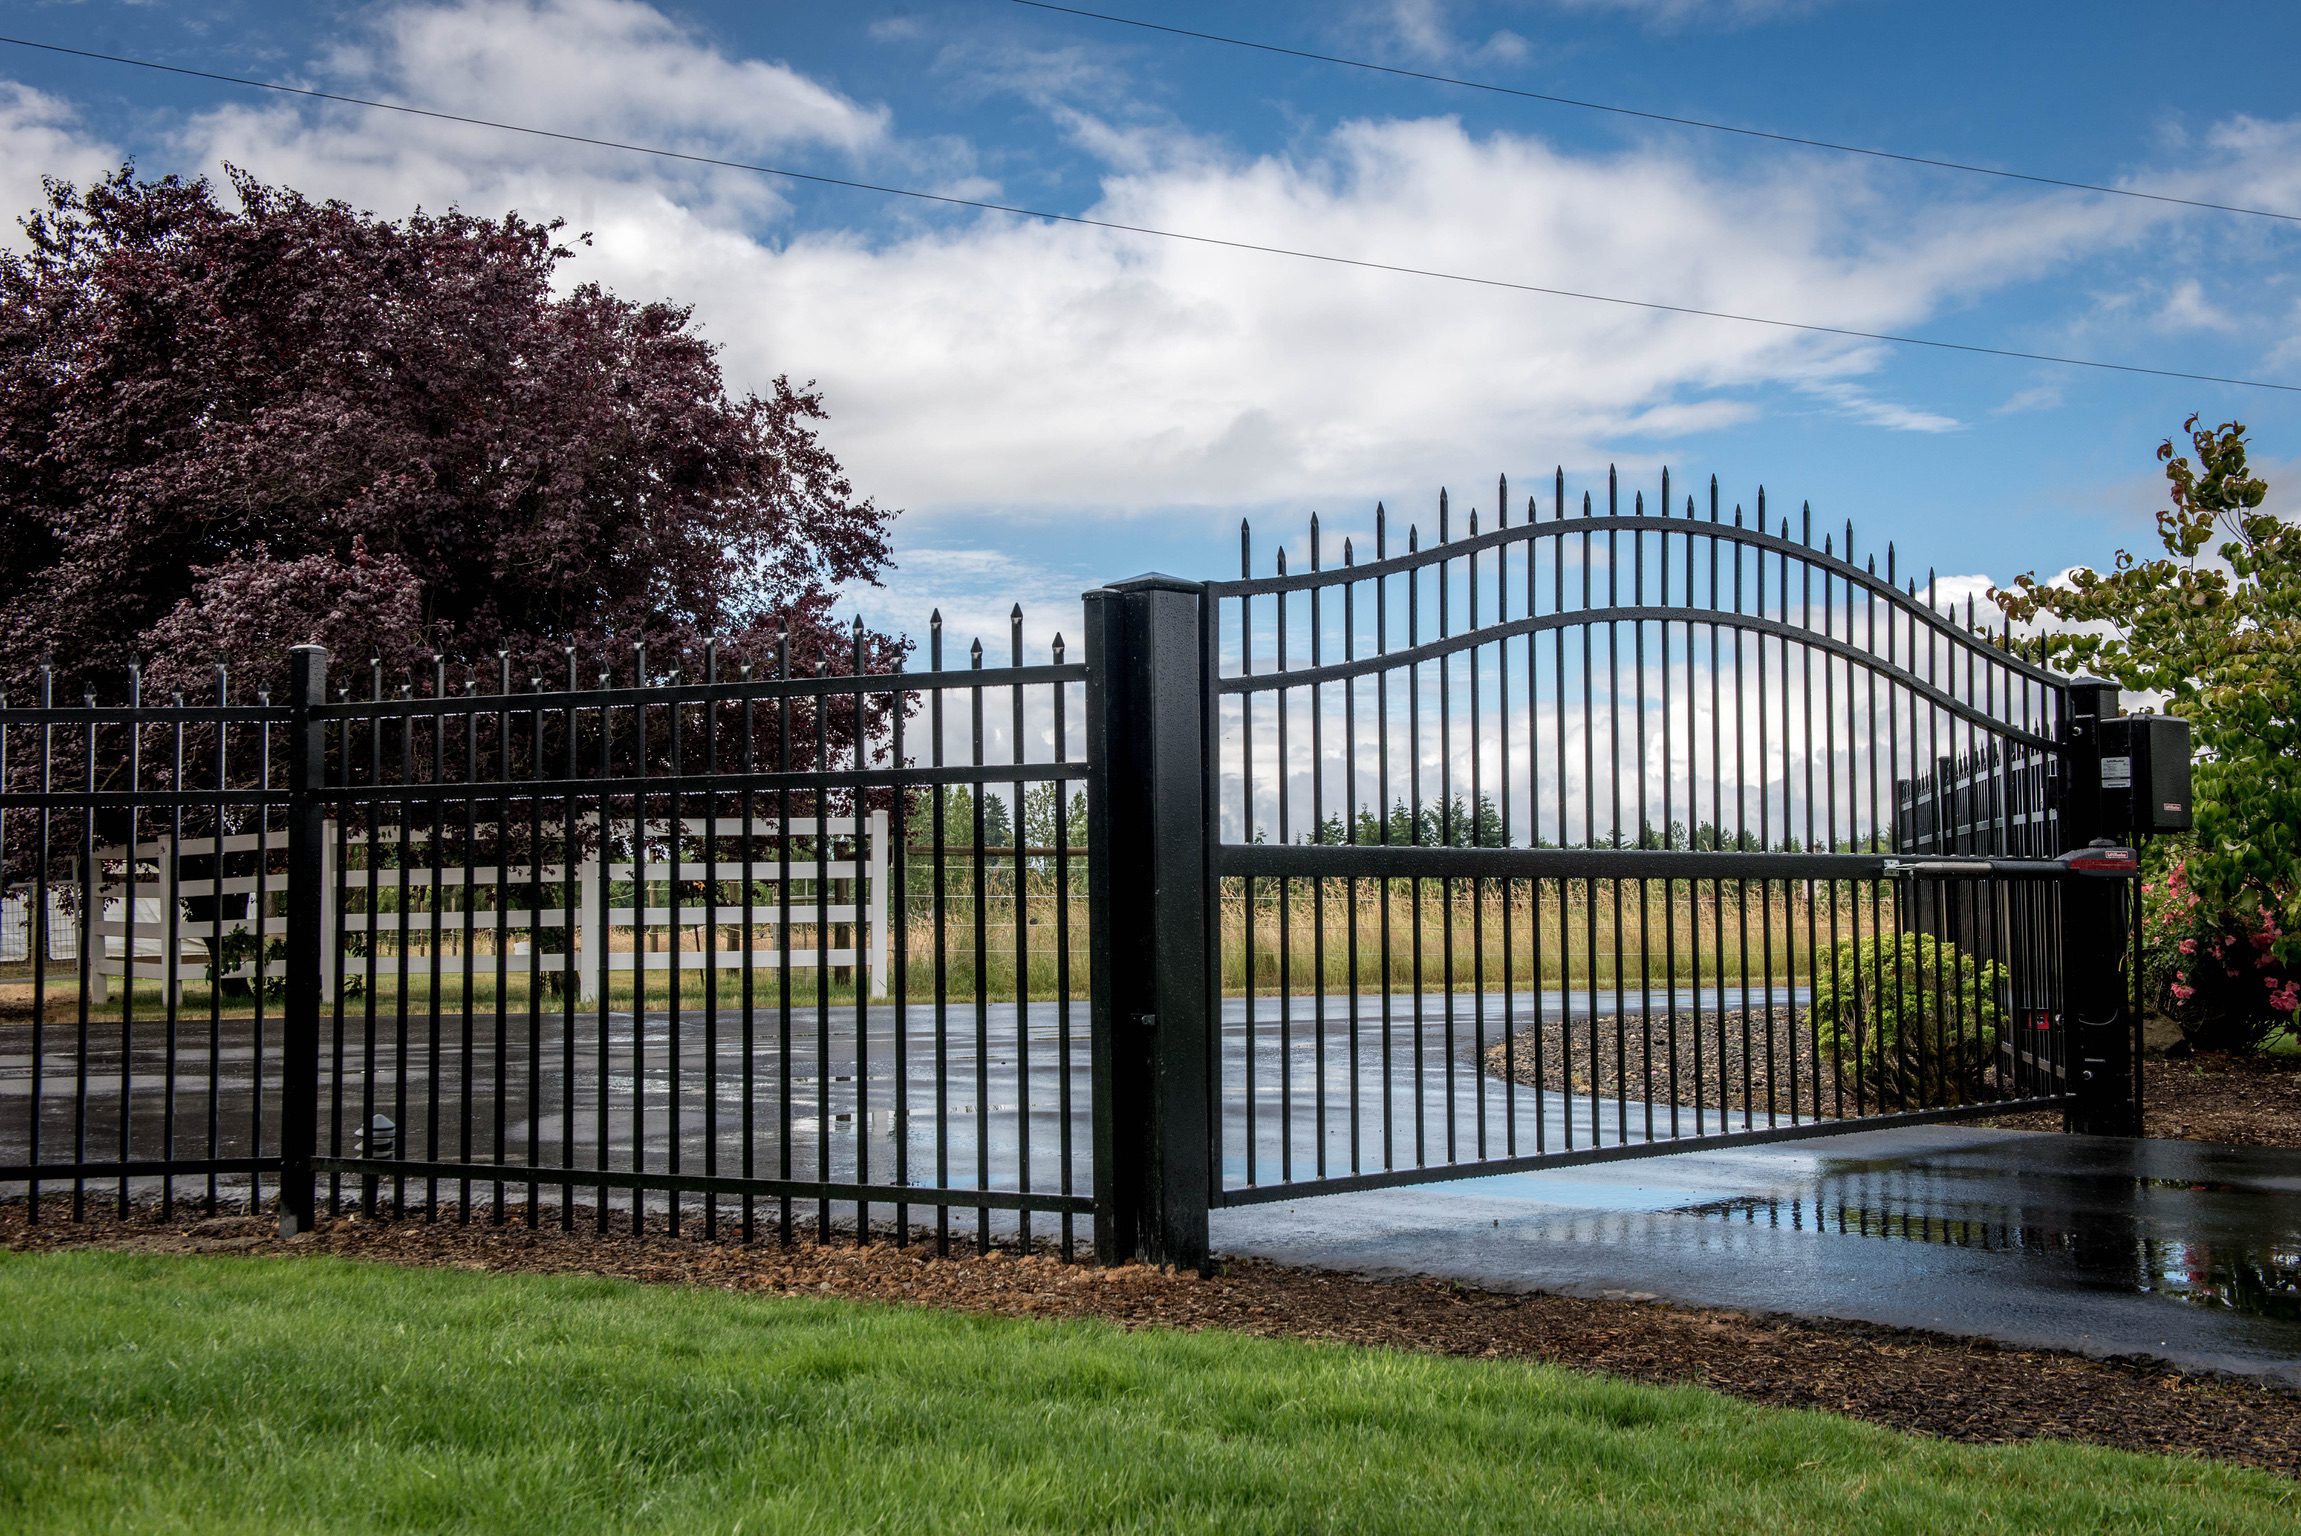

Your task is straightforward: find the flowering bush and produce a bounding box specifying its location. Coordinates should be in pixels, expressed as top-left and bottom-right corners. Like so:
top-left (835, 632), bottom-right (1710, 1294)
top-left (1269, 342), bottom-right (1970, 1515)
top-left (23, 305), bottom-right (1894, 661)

top-left (2142, 855), bottom-right (2300, 1053)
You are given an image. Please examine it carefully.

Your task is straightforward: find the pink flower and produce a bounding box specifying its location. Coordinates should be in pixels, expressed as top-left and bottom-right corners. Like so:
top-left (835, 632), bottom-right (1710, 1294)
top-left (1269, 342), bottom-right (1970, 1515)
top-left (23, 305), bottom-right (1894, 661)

top-left (2179, 938), bottom-right (2198, 956)
top-left (2170, 981), bottom-right (2197, 1003)
top-left (2270, 982), bottom-right (2301, 1014)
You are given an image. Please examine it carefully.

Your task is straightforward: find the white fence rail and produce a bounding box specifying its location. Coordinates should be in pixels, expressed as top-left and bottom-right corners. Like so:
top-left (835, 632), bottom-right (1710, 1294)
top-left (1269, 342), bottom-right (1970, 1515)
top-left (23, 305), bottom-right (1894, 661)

top-left (13, 812), bottom-right (889, 1003)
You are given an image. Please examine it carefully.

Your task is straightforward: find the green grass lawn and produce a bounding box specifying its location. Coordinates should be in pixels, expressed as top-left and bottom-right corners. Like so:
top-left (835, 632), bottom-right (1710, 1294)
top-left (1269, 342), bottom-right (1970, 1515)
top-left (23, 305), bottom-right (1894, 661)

top-left (0, 1251), bottom-right (2291, 1534)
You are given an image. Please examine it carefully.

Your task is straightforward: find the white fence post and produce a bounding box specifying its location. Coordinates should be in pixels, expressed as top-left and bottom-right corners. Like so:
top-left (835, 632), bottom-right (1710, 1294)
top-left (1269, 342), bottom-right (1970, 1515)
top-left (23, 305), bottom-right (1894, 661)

top-left (576, 851), bottom-right (604, 1002)
top-left (316, 821), bottom-right (338, 1002)
top-left (868, 808), bottom-right (889, 999)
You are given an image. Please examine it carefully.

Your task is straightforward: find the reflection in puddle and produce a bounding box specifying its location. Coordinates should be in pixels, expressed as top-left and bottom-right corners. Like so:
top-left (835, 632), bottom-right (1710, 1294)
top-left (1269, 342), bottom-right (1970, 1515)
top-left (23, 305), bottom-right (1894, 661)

top-left (1676, 1190), bottom-right (2301, 1321)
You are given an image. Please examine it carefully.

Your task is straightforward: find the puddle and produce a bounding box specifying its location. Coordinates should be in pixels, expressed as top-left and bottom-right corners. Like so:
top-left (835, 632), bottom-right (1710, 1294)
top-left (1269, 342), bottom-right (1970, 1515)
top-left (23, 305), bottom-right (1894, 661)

top-left (1677, 1191), bottom-right (2301, 1321)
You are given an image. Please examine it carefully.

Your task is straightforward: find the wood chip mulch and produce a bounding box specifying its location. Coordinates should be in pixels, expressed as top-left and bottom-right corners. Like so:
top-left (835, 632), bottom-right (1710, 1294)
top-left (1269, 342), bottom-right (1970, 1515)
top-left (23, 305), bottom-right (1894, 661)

top-left (1982, 1051), bottom-right (2301, 1149)
top-left (5, 1203), bottom-right (2297, 1478)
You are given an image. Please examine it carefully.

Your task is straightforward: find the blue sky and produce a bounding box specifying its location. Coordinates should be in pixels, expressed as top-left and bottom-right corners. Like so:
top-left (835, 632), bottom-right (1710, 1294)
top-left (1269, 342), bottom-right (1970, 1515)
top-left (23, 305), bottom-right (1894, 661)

top-left (5, 0), bottom-right (2298, 657)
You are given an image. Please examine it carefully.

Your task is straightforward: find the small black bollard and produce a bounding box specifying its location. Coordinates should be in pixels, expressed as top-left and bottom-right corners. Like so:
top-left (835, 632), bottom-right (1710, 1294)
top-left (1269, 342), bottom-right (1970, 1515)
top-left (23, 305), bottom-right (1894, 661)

top-left (357, 1113), bottom-right (397, 1215)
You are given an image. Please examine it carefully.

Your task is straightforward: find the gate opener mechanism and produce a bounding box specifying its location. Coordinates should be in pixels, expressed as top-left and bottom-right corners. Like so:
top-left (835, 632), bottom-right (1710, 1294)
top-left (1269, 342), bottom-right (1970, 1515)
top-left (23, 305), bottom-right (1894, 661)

top-left (1880, 838), bottom-right (2142, 1137)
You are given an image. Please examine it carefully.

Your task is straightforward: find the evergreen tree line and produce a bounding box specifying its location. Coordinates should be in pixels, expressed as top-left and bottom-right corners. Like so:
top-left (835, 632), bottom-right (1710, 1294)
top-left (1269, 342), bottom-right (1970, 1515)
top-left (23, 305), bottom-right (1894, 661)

top-left (1307, 795), bottom-right (1883, 854)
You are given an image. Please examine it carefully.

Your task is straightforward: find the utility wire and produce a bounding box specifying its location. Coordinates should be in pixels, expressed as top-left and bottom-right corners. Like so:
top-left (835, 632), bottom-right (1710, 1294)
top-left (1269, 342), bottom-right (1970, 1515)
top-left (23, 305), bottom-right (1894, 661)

top-left (2, 30), bottom-right (2295, 395)
top-left (1012, 0), bottom-right (2301, 227)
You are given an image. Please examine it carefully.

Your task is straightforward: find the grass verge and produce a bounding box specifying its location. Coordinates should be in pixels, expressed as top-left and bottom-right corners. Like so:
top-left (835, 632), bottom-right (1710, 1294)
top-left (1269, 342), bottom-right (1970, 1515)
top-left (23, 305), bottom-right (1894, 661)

top-left (1, 1249), bottom-right (2293, 1534)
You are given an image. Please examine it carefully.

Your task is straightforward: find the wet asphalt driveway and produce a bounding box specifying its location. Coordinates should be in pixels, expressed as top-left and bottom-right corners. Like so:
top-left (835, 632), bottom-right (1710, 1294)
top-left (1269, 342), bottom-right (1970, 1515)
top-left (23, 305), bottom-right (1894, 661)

top-left (1214, 1125), bottom-right (2301, 1385)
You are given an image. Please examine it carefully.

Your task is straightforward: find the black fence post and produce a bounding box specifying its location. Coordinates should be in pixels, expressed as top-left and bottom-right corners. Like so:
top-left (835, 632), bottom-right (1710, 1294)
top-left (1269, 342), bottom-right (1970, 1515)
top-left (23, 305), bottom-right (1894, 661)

top-left (278, 644), bottom-right (327, 1235)
top-left (2056, 676), bottom-right (2141, 1136)
top-left (1085, 576), bottom-right (1212, 1271)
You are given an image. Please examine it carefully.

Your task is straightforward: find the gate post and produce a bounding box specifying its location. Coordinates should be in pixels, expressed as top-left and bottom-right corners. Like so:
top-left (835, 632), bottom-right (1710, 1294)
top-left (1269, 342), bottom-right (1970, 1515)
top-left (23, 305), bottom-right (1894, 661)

top-left (1084, 576), bottom-right (1213, 1271)
top-left (278, 644), bottom-right (327, 1235)
top-left (2055, 676), bottom-right (2142, 1137)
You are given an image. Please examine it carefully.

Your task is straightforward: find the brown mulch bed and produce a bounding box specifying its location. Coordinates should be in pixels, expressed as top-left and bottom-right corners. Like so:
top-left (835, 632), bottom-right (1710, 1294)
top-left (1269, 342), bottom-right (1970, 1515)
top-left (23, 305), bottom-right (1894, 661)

top-left (1981, 1050), bottom-right (2301, 1148)
top-left (1481, 1008), bottom-right (1858, 1124)
top-left (5, 1203), bottom-right (2298, 1478)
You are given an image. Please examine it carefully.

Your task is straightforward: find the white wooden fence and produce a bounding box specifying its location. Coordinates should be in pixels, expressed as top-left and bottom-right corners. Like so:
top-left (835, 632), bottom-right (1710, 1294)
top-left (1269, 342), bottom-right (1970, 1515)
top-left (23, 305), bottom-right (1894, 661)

top-left (50, 812), bottom-right (888, 1003)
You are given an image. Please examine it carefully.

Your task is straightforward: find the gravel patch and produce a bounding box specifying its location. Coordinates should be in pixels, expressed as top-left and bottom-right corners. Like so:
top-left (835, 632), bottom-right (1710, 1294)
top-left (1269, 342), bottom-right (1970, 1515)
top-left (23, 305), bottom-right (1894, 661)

top-left (1480, 1007), bottom-right (1867, 1125)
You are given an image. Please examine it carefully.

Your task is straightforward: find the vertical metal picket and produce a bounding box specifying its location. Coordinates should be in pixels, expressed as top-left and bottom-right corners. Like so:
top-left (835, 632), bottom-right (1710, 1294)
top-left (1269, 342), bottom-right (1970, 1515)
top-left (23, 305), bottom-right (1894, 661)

top-left (278, 645), bottom-right (327, 1236)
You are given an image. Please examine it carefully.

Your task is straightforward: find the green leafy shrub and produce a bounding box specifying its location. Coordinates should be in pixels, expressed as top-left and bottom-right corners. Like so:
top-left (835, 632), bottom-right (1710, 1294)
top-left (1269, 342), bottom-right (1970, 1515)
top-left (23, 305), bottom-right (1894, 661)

top-left (1809, 934), bottom-right (2006, 1107)
top-left (210, 926), bottom-right (286, 1002)
top-left (1995, 417), bottom-right (2299, 1054)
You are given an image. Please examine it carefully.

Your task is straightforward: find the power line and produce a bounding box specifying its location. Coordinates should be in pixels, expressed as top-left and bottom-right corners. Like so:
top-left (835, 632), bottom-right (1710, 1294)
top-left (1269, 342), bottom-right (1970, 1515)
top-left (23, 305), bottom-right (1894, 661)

top-left (2, 30), bottom-right (2295, 396)
top-left (1011, 0), bottom-right (2301, 227)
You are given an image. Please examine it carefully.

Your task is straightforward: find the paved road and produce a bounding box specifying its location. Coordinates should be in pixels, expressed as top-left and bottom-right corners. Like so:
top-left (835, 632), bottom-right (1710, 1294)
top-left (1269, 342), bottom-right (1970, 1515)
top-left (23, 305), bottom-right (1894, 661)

top-left (1, 985), bottom-right (1799, 1214)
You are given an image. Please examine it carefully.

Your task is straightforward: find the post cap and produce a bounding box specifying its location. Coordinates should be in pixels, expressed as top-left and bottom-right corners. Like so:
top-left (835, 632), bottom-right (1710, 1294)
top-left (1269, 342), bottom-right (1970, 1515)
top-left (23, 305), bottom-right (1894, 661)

top-left (1100, 572), bottom-right (1203, 595)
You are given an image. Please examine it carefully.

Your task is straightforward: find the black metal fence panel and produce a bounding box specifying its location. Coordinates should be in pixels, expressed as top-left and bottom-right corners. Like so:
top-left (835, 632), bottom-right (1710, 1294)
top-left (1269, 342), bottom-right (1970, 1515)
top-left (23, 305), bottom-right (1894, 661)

top-left (4, 616), bottom-right (1094, 1254)
top-left (1202, 473), bottom-right (2091, 1207)
top-left (0, 667), bottom-right (291, 1218)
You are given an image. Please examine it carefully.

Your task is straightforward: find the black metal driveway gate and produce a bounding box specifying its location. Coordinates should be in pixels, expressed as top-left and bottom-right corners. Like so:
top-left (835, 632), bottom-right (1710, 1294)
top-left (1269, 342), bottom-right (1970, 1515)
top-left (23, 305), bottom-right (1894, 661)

top-left (5, 468), bottom-right (2152, 1267)
top-left (1087, 472), bottom-right (2145, 1269)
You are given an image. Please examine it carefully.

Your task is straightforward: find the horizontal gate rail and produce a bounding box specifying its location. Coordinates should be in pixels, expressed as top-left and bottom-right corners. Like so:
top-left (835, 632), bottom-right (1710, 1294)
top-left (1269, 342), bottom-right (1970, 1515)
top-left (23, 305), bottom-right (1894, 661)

top-left (1222, 845), bottom-right (1895, 881)
top-left (314, 1158), bottom-right (1096, 1216)
top-left (1210, 1097), bottom-right (2079, 1208)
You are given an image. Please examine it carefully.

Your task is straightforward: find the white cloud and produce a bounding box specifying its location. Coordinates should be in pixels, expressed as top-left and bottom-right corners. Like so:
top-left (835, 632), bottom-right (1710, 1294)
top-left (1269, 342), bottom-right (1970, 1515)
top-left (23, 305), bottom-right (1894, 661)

top-left (1538, 0), bottom-right (1831, 28)
top-left (325, 0), bottom-right (887, 159)
top-left (846, 546), bottom-right (1095, 665)
top-left (18, 0), bottom-right (2297, 598)
top-left (1799, 381), bottom-right (1962, 434)
top-left (729, 115), bottom-right (2130, 515)
top-left (0, 82), bottom-right (120, 236)
top-left (2145, 114), bottom-right (2301, 223)
top-left (1382, 0), bottom-right (1833, 44)
top-left (170, 0), bottom-right (899, 240)
top-left (150, 18), bottom-right (2166, 529)
top-left (2153, 277), bottom-right (2238, 333)
top-left (1364, 0), bottom-right (1537, 62)
top-left (1992, 384), bottom-right (2063, 416)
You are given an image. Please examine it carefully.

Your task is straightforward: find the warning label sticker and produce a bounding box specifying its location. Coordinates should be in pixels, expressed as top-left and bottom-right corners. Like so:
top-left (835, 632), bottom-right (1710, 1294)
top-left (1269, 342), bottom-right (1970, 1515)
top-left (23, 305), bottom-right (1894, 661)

top-left (2101, 754), bottom-right (2133, 789)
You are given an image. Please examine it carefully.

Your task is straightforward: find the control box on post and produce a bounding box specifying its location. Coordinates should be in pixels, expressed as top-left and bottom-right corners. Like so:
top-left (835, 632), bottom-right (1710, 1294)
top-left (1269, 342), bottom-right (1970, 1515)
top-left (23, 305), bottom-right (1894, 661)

top-left (2098, 714), bottom-right (2193, 837)
top-left (2054, 679), bottom-right (2142, 1137)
